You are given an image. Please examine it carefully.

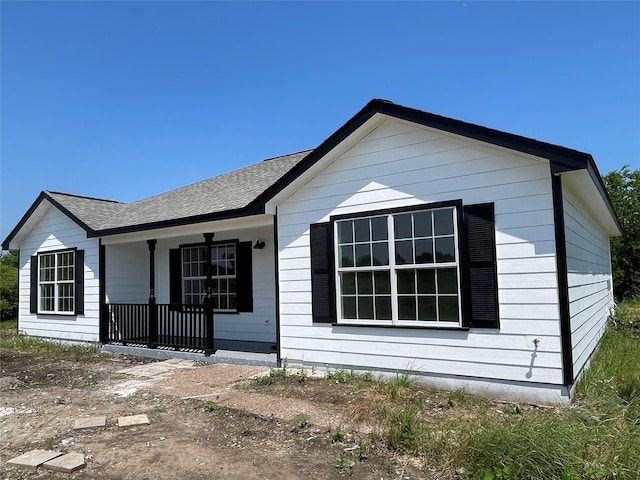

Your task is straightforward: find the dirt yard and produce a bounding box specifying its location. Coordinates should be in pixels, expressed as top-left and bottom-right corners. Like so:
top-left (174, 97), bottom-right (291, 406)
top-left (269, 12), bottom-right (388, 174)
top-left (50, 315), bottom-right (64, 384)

top-left (0, 336), bottom-right (423, 479)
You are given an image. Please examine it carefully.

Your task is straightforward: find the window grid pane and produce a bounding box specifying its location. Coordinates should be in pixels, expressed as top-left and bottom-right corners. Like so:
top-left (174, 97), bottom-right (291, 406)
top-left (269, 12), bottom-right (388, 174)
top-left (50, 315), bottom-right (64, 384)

top-left (37, 251), bottom-right (76, 313)
top-left (337, 206), bottom-right (459, 325)
top-left (182, 244), bottom-right (237, 311)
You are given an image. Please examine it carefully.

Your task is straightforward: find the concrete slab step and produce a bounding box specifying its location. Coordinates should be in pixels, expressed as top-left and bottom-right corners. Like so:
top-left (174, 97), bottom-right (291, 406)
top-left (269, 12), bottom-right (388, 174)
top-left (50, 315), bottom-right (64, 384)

top-left (74, 415), bottom-right (107, 430)
top-left (118, 414), bottom-right (150, 427)
top-left (6, 450), bottom-right (62, 469)
top-left (43, 453), bottom-right (85, 473)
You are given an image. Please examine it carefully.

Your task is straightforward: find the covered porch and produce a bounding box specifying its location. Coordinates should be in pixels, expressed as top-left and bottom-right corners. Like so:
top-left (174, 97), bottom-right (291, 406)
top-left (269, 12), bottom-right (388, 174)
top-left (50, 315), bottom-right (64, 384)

top-left (98, 216), bottom-right (278, 361)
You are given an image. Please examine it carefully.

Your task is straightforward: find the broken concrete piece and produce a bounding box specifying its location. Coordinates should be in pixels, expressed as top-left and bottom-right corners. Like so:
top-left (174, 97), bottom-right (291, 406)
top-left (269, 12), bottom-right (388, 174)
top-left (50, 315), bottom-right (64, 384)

top-left (74, 416), bottom-right (107, 430)
top-left (118, 414), bottom-right (150, 427)
top-left (43, 453), bottom-right (85, 473)
top-left (6, 450), bottom-right (62, 469)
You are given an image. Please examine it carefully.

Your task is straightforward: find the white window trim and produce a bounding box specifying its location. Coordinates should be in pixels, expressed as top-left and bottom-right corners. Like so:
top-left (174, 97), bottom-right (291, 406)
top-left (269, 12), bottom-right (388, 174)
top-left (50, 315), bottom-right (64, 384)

top-left (334, 206), bottom-right (463, 327)
top-left (37, 250), bottom-right (75, 315)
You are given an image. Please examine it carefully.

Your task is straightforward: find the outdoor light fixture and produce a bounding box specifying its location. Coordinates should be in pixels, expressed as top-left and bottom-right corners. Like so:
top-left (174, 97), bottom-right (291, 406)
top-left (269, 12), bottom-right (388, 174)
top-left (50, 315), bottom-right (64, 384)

top-left (253, 238), bottom-right (266, 249)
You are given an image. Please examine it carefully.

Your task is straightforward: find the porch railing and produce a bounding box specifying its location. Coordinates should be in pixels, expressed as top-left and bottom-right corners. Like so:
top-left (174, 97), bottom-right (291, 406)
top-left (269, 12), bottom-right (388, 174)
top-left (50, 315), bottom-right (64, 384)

top-left (106, 303), bottom-right (213, 353)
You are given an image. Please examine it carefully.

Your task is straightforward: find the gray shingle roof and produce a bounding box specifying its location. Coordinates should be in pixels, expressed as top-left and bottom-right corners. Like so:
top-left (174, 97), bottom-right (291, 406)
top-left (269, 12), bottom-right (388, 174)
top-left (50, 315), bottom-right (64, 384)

top-left (46, 150), bottom-right (311, 234)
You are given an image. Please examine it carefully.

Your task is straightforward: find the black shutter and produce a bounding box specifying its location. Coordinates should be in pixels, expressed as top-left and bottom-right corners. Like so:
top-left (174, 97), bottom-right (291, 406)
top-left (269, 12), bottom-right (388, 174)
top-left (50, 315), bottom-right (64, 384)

top-left (462, 203), bottom-right (499, 328)
top-left (75, 249), bottom-right (85, 314)
top-left (310, 222), bottom-right (335, 323)
top-left (30, 255), bottom-right (38, 313)
top-left (169, 248), bottom-right (182, 308)
top-left (236, 241), bottom-right (253, 312)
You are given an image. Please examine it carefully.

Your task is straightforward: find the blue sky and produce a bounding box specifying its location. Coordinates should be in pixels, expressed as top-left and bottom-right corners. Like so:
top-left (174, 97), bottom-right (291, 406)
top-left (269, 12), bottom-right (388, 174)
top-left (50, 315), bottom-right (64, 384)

top-left (1, 1), bottom-right (639, 242)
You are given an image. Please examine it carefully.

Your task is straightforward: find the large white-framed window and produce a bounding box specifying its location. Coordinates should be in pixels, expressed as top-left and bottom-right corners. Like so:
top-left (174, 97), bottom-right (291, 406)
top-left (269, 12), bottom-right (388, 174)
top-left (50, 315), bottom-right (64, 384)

top-left (38, 250), bottom-right (75, 314)
top-left (335, 205), bottom-right (461, 326)
top-left (181, 243), bottom-right (237, 311)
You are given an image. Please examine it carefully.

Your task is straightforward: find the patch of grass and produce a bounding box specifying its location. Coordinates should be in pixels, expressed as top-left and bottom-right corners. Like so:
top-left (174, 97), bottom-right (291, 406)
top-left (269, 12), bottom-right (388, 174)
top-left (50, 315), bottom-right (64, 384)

top-left (253, 367), bottom-right (287, 386)
top-left (294, 368), bottom-right (307, 383)
top-left (0, 319), bottom-right (17, 332)
top-left (326, 369), bottom-right (356, 383)
top-left (329, 425), bottom-right (346, 443)
top-left (0, 331), bottom-right (97, 360)
top-left (290, 413), bottom-right (310, 432)
top-left (381, 401), bottom-right (424, 453)
top-left (335, 451), bottom-right (355, 476)
top-left (202, 400), bottom-right (228, 415)
top-left (386, 371), bottom-right (413, 399)
top-left (576, 321), bottom-right (640, 403)
top-left (460, 301), bottom-right (640, 480)
top-left (462, 404), bottom-right (639, 480)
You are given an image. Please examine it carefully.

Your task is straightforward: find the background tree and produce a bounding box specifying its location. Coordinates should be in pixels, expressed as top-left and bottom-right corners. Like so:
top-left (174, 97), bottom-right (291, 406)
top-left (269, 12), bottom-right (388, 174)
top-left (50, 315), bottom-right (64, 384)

top-left (603, 165), bottom-right (639, 299)
top-left (0, 250), bottom-right (19, 321)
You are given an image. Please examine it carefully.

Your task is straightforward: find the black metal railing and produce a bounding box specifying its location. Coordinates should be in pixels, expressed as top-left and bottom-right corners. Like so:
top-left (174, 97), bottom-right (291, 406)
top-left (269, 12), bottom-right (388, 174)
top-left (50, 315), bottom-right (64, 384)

top-left (106, 303), bottom-right (212, 353)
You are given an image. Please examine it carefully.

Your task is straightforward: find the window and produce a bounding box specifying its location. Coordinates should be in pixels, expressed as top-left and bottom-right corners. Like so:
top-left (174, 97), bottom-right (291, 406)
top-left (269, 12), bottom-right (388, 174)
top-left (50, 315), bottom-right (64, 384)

top-left (335, 206), bottom-right (461, 325)
top-left (311, 202), bottom-right (499, 328)
top-left (38, 250), bottom-right (75, 314)
top-left (181, 243), bottom-right (237, 311)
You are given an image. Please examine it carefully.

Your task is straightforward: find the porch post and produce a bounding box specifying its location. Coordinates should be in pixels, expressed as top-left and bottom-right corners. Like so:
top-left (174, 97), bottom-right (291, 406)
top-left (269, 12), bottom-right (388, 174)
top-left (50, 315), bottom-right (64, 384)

top-left (204, 233), bottom-right (215, 355)
top-left (99, 240), bottom-right (108, 343)
top-left (147, 239), bottom-right (158, 349)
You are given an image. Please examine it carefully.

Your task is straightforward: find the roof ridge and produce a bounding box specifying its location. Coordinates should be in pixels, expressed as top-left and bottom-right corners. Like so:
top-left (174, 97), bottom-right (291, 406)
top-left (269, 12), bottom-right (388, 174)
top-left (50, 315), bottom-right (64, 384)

top-left (45, 190), bottom-right (122, 204)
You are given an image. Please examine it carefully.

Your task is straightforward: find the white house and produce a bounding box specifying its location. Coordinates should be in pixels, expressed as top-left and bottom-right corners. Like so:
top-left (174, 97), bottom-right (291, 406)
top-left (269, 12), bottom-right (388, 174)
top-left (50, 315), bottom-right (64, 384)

top-left (3, 100), bottom-right (621, 403)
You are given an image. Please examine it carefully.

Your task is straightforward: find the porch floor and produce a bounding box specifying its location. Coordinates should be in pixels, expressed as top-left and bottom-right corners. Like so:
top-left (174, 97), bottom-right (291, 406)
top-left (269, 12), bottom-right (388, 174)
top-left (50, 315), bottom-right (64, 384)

top-left (101, 340), bottom-right (277, 367)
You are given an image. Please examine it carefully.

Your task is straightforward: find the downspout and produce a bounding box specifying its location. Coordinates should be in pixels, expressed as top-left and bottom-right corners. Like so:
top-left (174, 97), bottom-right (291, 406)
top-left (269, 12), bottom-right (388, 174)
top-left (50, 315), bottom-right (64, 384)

top-left (550, 171), bottom-right (574, 387)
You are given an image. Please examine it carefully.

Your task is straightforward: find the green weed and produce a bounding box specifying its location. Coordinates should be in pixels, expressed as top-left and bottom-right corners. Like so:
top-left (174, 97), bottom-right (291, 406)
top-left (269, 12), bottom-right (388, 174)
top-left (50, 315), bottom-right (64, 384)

top-left (326, 369), bottom-right (355, 383)
top-left (254, 367), bottom-right (287, 386)
top-left (329, 425), bottom-right (346, 443)
top-left (386, 371), bottom-right (413, 399)
top-left (290, 413), bottom-right (310, 432)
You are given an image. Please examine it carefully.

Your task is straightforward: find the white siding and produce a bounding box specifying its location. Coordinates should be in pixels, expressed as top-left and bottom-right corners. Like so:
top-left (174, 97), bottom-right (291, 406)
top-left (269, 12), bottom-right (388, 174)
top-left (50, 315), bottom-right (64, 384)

top-left (105, 242), bottom-right (149, 303)
top-left (105, 226), bottom-right (277, 343)
top-left (563, 181), bottom-right (614, 379)
top-left (17, 205), bottom-right (100, 342)
top-left (277, 118), bottom-right (564, 388)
